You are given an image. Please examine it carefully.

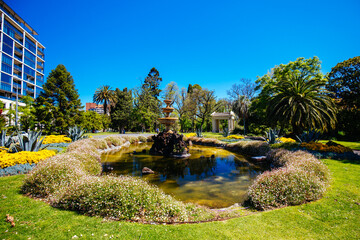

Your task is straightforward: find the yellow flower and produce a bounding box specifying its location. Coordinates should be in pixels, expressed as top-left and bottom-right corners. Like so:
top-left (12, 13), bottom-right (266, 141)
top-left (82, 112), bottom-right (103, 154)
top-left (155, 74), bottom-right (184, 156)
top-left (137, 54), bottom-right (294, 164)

top-left (0, 150), bottom-right (56, 169)
top-left (42, 135), bottom-right (72, 144)
top-left (227, 135), bottom-right (244, 139)
top-left (278, 137), bottom-right (296, 143)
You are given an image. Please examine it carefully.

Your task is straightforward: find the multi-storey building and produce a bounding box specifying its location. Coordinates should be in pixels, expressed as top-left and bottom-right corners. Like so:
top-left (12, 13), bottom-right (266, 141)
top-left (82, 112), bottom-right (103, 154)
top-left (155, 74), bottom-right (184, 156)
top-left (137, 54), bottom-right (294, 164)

top-left (0, 0), bottom-right (45, 109)
top-left (86, 103), bottom-right (105, 114)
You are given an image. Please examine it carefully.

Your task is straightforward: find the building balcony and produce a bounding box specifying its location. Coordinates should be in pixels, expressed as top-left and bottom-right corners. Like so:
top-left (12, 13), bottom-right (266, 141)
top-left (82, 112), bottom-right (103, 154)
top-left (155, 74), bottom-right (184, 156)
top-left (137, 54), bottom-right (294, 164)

top-left (14, 65), bottom-right (22, 72)
top-left (13, 72), bottom-right (22, 79)
top-left (37, 61), bottom-right (44, 68)
top-left (13, 82), bottom-right (21, 89)
top-left (36, 68), bottom-right (43, 73)
top-left (14, 55), bottom-right (22, 62)
top-left (14, 46), bottom-right (23, 54)
top-left (0, 83), bottom-right (11, 92)
top-left (37, 54), bottom-right (44, 60)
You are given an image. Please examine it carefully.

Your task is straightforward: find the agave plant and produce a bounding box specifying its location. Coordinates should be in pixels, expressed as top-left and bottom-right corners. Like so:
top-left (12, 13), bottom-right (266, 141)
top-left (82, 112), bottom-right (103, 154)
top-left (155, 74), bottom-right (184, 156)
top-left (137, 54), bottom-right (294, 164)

top-left (16, 130), bottom-right (44, 152)
top-left (0, 130), bottom-right (13, 148)
top-left (195, 128), bottom-right (203, 138)
top-left (223, 127), bottom-right (230, 137)
top-left (265, 128), bottom-right (280, 144)
top-left (67, 126), bottom-right (87, 142)
top-left (296, 129), bottom-right (322, 143)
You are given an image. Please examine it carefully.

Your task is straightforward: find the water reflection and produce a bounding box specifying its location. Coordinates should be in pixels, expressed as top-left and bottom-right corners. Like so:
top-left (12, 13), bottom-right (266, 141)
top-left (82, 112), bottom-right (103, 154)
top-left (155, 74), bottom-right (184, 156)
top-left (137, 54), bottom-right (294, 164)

top-left (101, 143), bottom-right (264, 208)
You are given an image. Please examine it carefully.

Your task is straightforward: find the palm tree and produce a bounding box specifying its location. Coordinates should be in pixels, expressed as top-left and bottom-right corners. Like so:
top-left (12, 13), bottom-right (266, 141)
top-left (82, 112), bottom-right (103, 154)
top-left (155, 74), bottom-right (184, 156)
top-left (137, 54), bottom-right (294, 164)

top-left (93, 85), bottom-right (116, 115)
top-left (267, 75), bottom-right (337, 134)
top-left (232, 95), bottom-right (251, 135)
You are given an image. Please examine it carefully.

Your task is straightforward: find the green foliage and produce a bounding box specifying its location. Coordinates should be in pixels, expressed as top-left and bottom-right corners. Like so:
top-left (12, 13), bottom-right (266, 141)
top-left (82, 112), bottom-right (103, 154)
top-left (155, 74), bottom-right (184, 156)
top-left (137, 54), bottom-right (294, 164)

top-left (110, 88), bottom-right (133, 132)
top-left (51, 175), bottom-right (193, 222)
top-left (256, 57), bottom-right (337, 134)
top-left (67, 125), bottom-right (86, 142)
top-left (34, 65), bottom-right (82, 134)
top-left (328, 56), bottom-right (360, 109)
top-left (327, 56), bottom-right (360, 140)
top-left (249, 149), bottom-right (329, 210)
top-left (80, 111), bottom-right (103, 132)
top-left (296, 129), bottom-right (322, 143)
top-left (226, 140), bottom-right (270, 156)
top-left (195, 128), bottom-right (203, 137)
top-left (19, 96), bottom-right (36, 131)
top-left (0, 102), bottom-right (6, 130)
top-left (143, 67), bottom-right (162, 99)
top-left (223, 127), bottom-right (230, 137)
top-left (93, 85), bottom-right (115, 115)
top-left (16, 130), bottom-right (44, 152)
top-left (265, 128), bottom-right (279, 144)
top-left (248, 167), bottom-right (326, 210)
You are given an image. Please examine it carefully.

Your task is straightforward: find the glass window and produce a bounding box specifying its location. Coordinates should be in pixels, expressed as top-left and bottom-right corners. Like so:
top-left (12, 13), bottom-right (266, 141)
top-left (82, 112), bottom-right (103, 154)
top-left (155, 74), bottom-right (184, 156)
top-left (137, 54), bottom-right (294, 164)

top-left (24, 65), bottom-right (35, 77)
top-left (1, 55), bottom-right (12, 74)
top-left (25, 36), bottom-right (36, 53)
top-left (1, 73), bottom-right (12, 84)
top-left (2, 35), bottom-right (13, 55)
top-left (24, 49), bottom-right (35, 68)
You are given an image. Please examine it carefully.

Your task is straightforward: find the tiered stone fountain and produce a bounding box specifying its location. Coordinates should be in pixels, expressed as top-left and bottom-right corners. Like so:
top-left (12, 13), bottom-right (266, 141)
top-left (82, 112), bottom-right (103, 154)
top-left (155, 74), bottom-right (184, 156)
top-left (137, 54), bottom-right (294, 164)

top-left (149, 99), bottom-right (190, 157)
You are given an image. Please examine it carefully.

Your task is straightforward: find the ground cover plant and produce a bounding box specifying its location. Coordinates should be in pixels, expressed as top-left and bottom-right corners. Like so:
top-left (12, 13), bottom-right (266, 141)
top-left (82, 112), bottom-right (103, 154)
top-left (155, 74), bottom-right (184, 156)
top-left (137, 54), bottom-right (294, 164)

top-left (1, 158), bottom-right (359, 239)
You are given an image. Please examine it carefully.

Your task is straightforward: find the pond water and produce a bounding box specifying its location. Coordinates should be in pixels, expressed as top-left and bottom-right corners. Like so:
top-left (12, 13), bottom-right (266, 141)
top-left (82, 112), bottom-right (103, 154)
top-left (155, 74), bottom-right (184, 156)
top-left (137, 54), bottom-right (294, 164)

top-left (101, 143), bottom-right (264, 208)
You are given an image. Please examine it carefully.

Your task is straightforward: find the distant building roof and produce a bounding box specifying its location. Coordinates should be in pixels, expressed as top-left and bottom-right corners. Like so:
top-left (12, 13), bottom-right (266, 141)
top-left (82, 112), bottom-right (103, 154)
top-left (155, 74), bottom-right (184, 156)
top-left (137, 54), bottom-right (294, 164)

top-left (211, 111), bottom-right (236, 118)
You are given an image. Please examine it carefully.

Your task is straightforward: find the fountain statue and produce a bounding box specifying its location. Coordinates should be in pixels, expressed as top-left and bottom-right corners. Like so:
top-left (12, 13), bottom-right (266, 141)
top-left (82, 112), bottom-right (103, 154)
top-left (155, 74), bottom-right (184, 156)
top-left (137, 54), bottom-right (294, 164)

top-left (149, 99), bottom-right (190, 157)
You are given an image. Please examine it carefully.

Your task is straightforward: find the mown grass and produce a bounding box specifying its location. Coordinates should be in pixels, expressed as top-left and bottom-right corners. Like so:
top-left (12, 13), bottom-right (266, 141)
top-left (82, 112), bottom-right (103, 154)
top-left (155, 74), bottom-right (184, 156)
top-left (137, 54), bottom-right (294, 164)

top-left (1, 158), bottom-right (359, 239)
top-left (319, 140), bottom-right (360, 150)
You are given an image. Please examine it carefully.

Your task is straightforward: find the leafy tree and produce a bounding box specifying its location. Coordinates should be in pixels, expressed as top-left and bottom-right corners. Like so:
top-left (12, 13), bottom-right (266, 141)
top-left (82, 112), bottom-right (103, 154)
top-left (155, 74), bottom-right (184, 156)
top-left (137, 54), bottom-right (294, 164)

top-left (327, 56), bottom-right (360, 139)
top-left (143, 67), bottom-right (162, 99)
top-left (81, 111), bottom-right (103, 132)
top-left (257, 57), bottom-right (337, 134)
top-left (132, 68), bottom-right (163, 131)
top-left (93, 85), bottom-right (116, 115)
top-left (194, 88), bottom-right (220, 131)
top-left (0, 102), bottom-right (6, 130)
top-left (110, 88), bottom-right (133, 132)
top-left (34, 64), bottom-right (82, 134)
top-left (19, 96), bottom-right (36, 131)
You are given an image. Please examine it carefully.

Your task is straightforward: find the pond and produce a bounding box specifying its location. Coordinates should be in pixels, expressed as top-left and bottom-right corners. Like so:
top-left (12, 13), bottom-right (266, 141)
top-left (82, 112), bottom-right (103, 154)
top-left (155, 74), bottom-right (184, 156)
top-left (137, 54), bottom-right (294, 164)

top-left (101, 143), bottom-right (264, 208)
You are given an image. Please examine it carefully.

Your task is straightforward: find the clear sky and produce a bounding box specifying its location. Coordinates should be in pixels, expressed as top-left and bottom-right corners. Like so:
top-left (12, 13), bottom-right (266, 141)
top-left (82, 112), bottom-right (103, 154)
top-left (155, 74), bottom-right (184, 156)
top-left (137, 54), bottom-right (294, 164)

top-left (9, 0), bottom-right (360, 106)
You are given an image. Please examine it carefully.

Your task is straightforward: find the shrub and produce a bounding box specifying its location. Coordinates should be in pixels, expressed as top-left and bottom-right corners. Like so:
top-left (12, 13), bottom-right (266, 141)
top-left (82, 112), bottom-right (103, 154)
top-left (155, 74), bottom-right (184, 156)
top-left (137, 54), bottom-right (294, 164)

top-left (51, 175), bottom-right (193, 222)
top-left (226, 141), bottom-right (270, 156)
top-left (251, 149), bottom-right (331, 209)
top-left (121, 135), bottom-right (139, 144)
top-left (138, 136), bottom-right (147, 143)
top-left (248, 167), bottom-right (326, 210)
top-left (22, 154), bottom-right (87, 197)
top-left (300, 141), bottom-right (352, 153)
top-left (104, 136), bottom-right (126, 147)
top-left (270, 142), bottom-right (299, 150)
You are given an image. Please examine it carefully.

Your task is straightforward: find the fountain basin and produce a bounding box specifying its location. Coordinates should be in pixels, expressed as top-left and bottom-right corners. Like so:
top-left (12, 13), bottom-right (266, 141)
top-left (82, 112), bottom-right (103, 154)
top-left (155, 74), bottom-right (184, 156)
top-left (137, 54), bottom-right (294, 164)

top-left (101, 143), bottom-right (264, 208)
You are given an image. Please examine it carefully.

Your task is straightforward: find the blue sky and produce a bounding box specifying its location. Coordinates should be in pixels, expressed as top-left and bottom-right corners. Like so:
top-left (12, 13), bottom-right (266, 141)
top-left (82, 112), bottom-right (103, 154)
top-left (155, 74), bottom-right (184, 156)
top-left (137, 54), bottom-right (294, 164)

top-left (10, 0), bottom-right (360, 106)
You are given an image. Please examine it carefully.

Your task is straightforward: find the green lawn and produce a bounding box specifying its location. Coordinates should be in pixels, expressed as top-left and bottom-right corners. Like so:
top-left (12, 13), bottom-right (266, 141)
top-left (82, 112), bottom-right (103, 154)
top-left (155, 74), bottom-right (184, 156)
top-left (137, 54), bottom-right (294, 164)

top-left (1, 158), bottom-right (359, 239)
top-left (319, 140), bottom-right (360, 150)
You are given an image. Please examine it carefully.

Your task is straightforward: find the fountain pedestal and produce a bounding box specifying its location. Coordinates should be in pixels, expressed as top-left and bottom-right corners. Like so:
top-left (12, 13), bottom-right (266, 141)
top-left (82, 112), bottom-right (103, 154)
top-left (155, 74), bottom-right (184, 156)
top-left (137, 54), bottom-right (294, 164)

top-left (149, 99), bottom-right (190, 157)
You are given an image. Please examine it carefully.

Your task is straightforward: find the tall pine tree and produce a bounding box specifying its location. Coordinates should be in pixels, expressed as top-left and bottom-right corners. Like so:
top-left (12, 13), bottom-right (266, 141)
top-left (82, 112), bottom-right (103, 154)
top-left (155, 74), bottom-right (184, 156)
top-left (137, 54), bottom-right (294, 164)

top-left (34, 64), bottom-right (82, 133)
